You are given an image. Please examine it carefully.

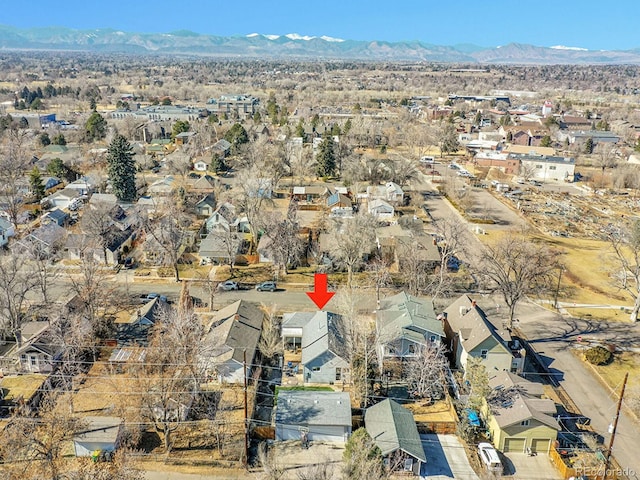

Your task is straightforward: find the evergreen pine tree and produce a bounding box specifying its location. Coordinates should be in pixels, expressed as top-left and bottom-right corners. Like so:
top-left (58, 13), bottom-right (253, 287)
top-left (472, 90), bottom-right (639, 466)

top-left (584, 137), bottom-right (594, 154)
top-left (210, 154), bottom-right (226, 174)
top-left (107, 134), bottom-right (137, 202)
top-left (316, 134), bottom-right (336, 178)
top-left (85, 111), bottom-right (107, 142)
top-left (29, 167), bottom-right (46, 201)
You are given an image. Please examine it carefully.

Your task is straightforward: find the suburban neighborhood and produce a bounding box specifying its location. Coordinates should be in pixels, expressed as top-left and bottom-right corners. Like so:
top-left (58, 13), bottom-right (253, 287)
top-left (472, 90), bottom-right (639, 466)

top-left (0, 48), bottom-right (639, 480)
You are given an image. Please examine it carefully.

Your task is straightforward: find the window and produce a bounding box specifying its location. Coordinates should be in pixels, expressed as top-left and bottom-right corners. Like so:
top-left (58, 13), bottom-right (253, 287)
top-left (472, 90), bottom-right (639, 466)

top-left (520, 420), bottom-right (530, 426)
top-left (549, 165), bottom-right (556, 170)
top-left (480, 349), bottom-right (488, 359)
top-left (30, 355), bottom-right (37, 366)
top-left (335, 368), bottom-right (342, 381)
top-left (536, 164), bottom-right (543, 169)
top-left (408, 344), bottom-right (415, 354)
top-left (430, 335), bottom-right (437, 343)
top-left (311, 367), bottom-right (320, 372)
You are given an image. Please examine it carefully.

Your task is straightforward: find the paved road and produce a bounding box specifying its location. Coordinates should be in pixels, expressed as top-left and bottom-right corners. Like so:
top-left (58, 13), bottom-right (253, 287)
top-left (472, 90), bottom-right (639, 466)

top-left (514, 301), bottom-right (640, 479)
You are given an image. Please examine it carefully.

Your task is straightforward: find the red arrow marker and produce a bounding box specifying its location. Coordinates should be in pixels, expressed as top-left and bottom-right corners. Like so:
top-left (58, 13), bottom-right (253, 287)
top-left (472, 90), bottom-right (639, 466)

top-left (306, 273), bottom-right (335, 310)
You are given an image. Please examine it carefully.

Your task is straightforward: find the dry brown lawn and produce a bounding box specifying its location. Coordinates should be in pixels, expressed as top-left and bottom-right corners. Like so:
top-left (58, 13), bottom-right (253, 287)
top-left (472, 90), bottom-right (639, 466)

top-left (479, 230), bottom-right (631, 308)
top-left (404, 397), bottom-right (457, 423)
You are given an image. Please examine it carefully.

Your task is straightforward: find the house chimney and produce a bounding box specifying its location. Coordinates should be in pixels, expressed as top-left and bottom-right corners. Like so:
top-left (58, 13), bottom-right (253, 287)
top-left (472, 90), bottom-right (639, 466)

top-left (471, 300), bottom-right (477, 308)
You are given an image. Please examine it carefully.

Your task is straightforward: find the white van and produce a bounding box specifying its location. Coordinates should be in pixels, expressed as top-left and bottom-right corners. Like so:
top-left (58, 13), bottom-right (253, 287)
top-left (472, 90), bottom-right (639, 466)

top-left (478, 442), bottom-right (503, 473)
top-left (420, 155), bottom-right (435, 164)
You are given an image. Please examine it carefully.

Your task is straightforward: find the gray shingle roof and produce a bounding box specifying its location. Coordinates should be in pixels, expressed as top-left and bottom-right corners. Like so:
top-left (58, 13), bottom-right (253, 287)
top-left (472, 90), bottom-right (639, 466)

top-left (444, 295), bottom-right (511, 353)
top-left (365, 399), bottom-right (426, 463)
top-left (487, 371), bottom-right (559, 431)
top-left (377, 292), bottom-right (444, 345)
top-left (203, 300), bottom-right (263, 365)
top-left (74, 416), bottom-right (123, 444)
top-left (275, 390), bottom-right (351, 427)
top-left (301, 312), bottom-right (348, 365)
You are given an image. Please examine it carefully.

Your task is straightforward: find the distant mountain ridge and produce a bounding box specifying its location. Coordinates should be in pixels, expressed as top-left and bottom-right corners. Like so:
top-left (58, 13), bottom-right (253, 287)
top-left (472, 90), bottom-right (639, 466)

top-left (1, 25), bottom-right (639, 64)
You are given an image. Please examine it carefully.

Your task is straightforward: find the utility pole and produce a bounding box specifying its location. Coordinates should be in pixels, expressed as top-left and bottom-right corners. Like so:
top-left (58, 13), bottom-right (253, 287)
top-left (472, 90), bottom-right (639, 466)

top-left (243, 348), bottom-right (249, 468)
top-left (605, 371), bottom-right (628, 475)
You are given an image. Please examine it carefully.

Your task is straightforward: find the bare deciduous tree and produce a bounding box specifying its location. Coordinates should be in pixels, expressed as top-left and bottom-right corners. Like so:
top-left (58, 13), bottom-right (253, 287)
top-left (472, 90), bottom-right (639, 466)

top-left (478, 233), bottom-right (560, 328)
top-left (81, 200), bottom-right (120, 265)
top-left (0, 127), bottom-right (32, 227)
top-left (258, 442), bottom-right (285, 480)
top-left (260, 203), bottom-right (305, 278)
top-left (431, 217), bottom-right (468, 299)
top-left (607, 220), bottom-right (640, 322)
top-left (329, 213), bottom-right (377, 288)
top-left (258, 304), bottom-right (283, 365)
top-left (404, 342), bottom-right (449, 400)
top-left (144, 204), bottom-right (193, 282)
top-left (343, 428), bottom-right (387, 480)
top-left (0, 253), bottom-right (40, 344)
top-left (0, 394), bottom-right (85, 480)
top-left (366, 256), bottom-right (392, 307)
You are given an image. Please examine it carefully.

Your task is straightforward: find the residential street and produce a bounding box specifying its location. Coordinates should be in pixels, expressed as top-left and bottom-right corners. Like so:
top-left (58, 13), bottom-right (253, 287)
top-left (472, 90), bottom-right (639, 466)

top-left (515, 301), bottom-right (640, 479)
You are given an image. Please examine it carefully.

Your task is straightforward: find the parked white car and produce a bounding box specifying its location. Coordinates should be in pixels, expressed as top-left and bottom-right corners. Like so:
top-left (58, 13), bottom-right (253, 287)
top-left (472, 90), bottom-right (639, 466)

top-left (218, 280), bottom-right (239, 291)
top-left (478, 442), bottom-right (502, 474)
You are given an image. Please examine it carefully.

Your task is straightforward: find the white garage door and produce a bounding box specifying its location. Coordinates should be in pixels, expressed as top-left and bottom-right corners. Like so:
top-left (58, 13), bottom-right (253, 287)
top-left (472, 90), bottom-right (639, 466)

top-left (276, 424), bottom-right (347, 443)
top-left (531, 438), bottom-right (551, 454)
top-left (503, 437), bottom-right (526, 452)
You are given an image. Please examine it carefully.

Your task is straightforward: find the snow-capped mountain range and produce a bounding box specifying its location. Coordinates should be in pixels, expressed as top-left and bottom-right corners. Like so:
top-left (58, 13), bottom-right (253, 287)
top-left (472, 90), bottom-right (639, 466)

top-left (0, 25), bottom-right (639, 64)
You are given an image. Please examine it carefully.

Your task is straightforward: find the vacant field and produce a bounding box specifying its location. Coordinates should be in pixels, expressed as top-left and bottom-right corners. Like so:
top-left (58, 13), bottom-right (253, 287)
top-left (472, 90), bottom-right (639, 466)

top-left (479, 228), bottom-right (631, 309)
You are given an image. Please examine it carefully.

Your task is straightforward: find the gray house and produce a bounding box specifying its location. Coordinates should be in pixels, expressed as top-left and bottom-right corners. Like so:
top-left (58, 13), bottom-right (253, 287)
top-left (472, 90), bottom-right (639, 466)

top-left (0, 321), bottom-right (63, 375)
top-left (376, 292), bottom-right (445, 370)
top-left (301, 312), bottom-right (349, 385)
top-left (275, 390), bottom-right (352, 444)
top-left (365, 399), bottom-right (426, 475)
top-left (200, 300), bottom-right (264, 384)
top-left (115, 297), bottom-right (170, 346)
top-left (41, 208), bottom-right (69, 227)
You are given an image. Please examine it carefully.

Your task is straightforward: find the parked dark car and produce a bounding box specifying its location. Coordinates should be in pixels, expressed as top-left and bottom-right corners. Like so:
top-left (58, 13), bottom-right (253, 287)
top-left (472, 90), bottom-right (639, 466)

top-left (256, 281), bottom-right (277, 292)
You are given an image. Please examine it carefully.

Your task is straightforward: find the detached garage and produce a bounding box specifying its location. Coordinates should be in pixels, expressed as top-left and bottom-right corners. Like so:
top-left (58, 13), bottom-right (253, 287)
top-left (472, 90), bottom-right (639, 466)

top-left (275, 390), bottom-right (352, 444)
top-left (73, 416), bottom-right (124, 457)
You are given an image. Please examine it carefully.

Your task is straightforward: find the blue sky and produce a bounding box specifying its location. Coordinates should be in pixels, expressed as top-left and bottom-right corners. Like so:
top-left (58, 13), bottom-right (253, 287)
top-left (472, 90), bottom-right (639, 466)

top-left (4, 0), bottom-right (639, 51)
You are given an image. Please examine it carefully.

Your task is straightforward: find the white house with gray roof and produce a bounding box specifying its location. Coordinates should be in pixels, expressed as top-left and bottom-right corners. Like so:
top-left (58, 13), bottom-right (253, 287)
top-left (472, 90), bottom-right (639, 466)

top-left (300, 312), bottom-right (349, 385)
top-left (275, 390), bottom-right (352, 443)
top-left (200, 300), bottom-right (263, 384)
top-left (376, 292), bottom-right (444, 371)
top-left (512, 154), bottom-right (575, 182)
